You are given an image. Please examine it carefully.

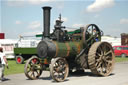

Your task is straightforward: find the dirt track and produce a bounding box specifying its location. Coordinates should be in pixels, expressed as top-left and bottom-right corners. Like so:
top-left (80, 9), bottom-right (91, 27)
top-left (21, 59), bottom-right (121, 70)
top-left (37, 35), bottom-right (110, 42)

top-left (1, 61), bottom-right (128, 85)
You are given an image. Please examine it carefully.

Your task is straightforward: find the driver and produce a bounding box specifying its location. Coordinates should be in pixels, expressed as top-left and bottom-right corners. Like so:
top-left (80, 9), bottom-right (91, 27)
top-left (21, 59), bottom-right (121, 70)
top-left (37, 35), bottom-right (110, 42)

top-left (93, 29), bottom-right (99, 42)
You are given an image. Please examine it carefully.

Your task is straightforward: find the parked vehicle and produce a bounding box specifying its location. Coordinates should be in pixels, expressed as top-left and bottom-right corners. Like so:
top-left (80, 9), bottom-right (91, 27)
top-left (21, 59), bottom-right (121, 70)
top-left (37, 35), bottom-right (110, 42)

top-left (113, 46), bottom-right (128, 57)
top-left (14, 36), bottom-right (41, 64)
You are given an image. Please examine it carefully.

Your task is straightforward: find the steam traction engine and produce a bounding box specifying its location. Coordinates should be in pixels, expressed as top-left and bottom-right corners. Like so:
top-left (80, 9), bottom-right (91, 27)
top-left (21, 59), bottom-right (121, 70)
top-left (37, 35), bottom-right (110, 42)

top-left (24, 6), bottom-right (115, 82)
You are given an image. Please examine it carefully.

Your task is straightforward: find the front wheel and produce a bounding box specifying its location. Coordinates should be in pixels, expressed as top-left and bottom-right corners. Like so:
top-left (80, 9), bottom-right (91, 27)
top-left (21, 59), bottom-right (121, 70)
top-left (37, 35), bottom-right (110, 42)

top-left (50, 57), bottom-right (69, 82)
top-left (24, 56), bottom-right (43, 80)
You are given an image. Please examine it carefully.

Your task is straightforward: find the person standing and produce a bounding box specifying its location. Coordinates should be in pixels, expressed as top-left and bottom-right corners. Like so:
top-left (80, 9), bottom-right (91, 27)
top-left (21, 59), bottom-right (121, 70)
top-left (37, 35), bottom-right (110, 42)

top-left (0, 47), bottom-right (9, 82)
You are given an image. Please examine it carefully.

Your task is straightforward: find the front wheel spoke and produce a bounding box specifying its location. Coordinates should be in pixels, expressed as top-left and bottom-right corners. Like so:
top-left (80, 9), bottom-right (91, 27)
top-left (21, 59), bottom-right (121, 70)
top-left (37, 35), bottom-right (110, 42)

top-left (54, 67), bottom-right (58, 71)
top-left (53, 70), bottom-right (58, 75)
top-left (36, 65), bottom-right (41, 69)
top-left (35, 70), bottom-right (39, 75)
top-left (29, 63), bottom-right (33, 66)
top-left (27, 68), bottom-right (31, 73)
top-left (30, 71), bottom-right (33, 77)
top-left (32, 71), bottom-right (36, 78)
top-left (27, 66), bottom-right (31, 71)
top-left (54, 73), bottom-right (59, 78)
top-left (58, 73), bottom-right (62, 79)
top-left (54, 62), bottom-right (59, 67)
top-left (62, 64), bottom-right (66, 70)
top-left (62, 71), bottom-right (65, 76)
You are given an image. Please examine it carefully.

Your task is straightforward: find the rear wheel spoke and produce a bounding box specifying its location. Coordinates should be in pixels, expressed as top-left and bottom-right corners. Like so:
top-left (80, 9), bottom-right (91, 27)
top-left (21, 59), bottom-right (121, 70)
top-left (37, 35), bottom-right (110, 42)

top-left (105, 50), bottom-right (112, 56)
top-left (96, 61), bottom-right (102, 69)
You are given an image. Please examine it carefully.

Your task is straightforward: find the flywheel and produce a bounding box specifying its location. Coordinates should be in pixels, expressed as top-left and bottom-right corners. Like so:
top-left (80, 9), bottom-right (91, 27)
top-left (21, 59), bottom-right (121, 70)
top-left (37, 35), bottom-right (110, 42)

top-left (83, 24), bottom-right (102, 47)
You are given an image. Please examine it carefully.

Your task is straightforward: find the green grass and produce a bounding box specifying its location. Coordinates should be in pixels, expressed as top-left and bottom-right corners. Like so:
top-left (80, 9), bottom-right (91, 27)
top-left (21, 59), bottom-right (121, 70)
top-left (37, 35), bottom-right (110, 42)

top-left (115, 57), bottom-right (128, 62)
top-left (5, 60), bottom-right (25, 75)
top-left (4, 57), bottom-right (128, 76)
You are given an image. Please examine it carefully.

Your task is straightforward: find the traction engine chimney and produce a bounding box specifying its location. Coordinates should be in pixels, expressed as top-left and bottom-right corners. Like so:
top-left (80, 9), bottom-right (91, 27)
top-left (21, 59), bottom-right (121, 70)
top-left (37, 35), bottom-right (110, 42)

top-left (42, 6), bottom-right (52, 38)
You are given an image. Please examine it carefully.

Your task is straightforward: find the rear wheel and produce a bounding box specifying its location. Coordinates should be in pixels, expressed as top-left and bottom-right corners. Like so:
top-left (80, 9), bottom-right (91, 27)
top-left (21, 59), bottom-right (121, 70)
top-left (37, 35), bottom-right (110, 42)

top-left (16, 55), bottom-right (24, 64)
top-left (88, 42), bottom-right (115, 76)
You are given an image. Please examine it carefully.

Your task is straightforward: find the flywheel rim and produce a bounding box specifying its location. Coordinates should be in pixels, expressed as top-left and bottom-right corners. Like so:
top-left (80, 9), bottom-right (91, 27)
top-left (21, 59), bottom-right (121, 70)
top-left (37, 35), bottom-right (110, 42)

top-left (82, 24), bottom-right (101, 47)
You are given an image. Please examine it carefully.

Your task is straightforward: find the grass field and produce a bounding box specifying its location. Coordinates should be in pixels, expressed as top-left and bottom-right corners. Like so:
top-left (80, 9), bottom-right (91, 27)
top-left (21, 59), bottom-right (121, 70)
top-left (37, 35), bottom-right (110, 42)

top-left (4, 60), bottom-right (25, 75)
top-left (4, 57), bottom-right (128, 76)
top-left (115, 57), bottom-right (128, 62)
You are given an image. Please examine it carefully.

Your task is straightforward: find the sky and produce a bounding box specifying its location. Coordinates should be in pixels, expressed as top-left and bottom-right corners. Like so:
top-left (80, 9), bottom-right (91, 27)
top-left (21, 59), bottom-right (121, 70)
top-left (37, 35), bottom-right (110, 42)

top-left (0, 0), bottom-right (128, 39)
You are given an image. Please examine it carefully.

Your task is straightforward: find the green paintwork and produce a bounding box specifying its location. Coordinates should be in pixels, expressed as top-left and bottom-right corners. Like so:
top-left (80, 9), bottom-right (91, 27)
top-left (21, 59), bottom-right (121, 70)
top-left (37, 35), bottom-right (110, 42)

top-left (36, 34), bottom-right (42, 37)
top-left (68, 42), bottom-right (78, 56)
top-left (56, 42), bottom-right (67, 57)
top-left (14, 48), bottom-right (37, 55)
top-left (68, 29), bottom-right (81, 35)
top-left (56, 41), bottom-right (82, 57)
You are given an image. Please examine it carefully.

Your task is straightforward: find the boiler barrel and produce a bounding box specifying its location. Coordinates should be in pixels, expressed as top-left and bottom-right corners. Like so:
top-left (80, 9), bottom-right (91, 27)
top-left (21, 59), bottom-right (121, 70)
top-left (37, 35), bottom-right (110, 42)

top-left (37, 40), bottom-right (82, 58)
top-left (53, 41), bottom-right (82, 57)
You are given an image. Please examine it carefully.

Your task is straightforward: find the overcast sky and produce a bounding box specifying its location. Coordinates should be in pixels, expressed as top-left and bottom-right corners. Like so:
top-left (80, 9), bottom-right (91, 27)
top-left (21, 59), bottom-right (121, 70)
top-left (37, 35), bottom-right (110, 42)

top-left (0, 0), bottom-right (128, 39)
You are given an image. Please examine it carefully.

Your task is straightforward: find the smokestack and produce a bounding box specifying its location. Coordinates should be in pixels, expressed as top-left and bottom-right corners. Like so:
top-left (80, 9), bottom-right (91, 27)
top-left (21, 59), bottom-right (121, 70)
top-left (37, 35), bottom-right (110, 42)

top-left (42, 6), bottom-right (52, 38)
